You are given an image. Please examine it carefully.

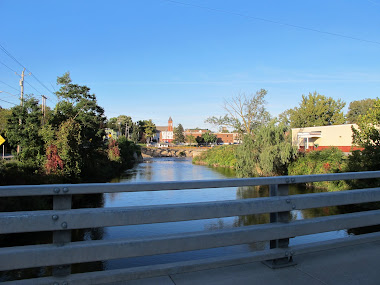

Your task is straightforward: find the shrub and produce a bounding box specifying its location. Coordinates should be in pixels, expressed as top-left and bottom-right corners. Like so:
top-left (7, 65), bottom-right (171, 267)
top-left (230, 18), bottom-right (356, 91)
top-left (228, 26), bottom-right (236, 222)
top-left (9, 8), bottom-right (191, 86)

top-left (288, 148), bottom-right (348, 191)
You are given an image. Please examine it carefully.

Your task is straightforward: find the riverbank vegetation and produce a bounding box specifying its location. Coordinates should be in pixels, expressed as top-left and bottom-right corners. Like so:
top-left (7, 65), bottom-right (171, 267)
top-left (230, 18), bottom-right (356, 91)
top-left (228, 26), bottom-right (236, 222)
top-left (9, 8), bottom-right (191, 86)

top-left (0, 73), bottom-right (142, 185)
top-left (198, 90), bottom-right (380, 191)
top-left (193, 145), bottom-right (237, 168)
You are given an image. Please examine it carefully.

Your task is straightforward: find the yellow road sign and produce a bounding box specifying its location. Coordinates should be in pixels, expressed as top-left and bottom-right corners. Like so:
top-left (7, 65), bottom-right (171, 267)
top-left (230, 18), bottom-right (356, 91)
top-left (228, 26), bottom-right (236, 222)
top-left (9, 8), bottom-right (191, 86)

top-left (0, 135), bottom-right (5, 146)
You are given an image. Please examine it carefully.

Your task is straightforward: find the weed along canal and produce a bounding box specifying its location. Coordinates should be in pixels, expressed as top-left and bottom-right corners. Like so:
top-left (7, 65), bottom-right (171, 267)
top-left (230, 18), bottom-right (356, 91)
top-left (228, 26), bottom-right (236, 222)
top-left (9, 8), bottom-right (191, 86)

top-left (0, 157), bottom-right (354, 281)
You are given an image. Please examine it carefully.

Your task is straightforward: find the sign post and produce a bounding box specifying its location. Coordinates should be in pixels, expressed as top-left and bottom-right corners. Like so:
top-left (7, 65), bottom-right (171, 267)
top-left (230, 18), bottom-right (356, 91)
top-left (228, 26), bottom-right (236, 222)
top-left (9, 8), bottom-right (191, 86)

top-left (0, 135), bottom-right (5, 159)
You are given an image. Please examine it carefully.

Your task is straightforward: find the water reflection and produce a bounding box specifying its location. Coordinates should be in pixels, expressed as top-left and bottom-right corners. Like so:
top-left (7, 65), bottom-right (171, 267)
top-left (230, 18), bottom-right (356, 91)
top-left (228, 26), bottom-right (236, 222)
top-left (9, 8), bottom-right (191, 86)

top-left (1, 157), bottom-right (369, 281)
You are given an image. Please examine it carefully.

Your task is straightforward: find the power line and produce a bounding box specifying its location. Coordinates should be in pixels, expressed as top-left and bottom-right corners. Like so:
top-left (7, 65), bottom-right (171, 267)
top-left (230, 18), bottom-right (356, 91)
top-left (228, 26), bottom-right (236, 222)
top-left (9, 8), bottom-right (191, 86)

top-left (0, 60), bottom-right (17, 73)
top-left (163, 0), bottom-right (380, 46)
top-left (0, 80), bottom-right (19, 92)
top-left (0, 98), bottom-right (17, 106)
top-left (24, 80), bottom-right (43, 95)
top-left (0, 91), bottom-right (18, 98)
top-left (0, 43), bottom-right (56, 96)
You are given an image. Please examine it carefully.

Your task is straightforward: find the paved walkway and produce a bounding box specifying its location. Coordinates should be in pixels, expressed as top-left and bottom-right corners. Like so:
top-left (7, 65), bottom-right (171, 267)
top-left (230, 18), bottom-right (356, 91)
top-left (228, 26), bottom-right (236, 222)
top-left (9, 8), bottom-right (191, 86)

top-left (120, 240), bottom-right (380, 285)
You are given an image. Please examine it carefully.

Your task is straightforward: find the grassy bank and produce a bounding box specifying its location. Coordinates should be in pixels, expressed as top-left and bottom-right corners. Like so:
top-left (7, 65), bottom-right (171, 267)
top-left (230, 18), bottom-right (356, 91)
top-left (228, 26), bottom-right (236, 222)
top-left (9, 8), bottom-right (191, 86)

top-left (192, 145), bottom-right (237, 168)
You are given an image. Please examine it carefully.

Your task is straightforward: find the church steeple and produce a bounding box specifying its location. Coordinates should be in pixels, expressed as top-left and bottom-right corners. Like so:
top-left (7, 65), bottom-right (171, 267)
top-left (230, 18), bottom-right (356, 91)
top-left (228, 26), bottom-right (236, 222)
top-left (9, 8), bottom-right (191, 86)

top-left (168, 117), bottom-right (173, 132)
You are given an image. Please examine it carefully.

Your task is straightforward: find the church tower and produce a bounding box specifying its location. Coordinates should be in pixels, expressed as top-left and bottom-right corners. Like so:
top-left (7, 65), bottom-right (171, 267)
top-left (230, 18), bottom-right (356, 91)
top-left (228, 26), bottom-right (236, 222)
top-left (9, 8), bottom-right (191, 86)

top-left (168, 117), bottom-right (173, 132)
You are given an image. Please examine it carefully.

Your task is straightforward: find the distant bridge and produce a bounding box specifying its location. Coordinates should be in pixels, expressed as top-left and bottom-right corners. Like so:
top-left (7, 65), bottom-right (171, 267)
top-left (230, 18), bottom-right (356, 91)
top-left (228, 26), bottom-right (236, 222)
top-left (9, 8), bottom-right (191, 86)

top-left (1, 171), bottom-right (380, 284)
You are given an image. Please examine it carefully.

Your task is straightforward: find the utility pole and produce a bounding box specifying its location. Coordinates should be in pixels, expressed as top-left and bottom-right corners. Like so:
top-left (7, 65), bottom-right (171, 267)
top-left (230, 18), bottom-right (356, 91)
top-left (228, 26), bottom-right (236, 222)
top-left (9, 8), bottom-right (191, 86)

top-left (15, 68), bottom-right (30, 154)
top-left (41, 95), bottom-right (47, 125)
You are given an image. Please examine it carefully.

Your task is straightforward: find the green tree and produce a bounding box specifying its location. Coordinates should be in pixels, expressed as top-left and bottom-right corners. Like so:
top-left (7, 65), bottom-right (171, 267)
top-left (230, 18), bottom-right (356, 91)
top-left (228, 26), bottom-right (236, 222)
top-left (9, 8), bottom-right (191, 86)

top-left (0, 107), bottom-right (11, 134)
top-left (205, 89), bottom-right (271, 134)
top-left (186, 134), bottom-right (196, 145)
top-left (235, 120), bottom-right (296, 177)
top-left (289, 92), bottom-right (346, 128)
top-left (143, 119), bottom-right (156, 143)
top-left (195, 136), bottom-right (205, 146)
top-left (202, 131), bottom-right (217, 145)
top-left (352, 99), bottom-right (380, 148)
top-left (55, 118), bottom-right (82, 179)
top-left (346, 98), bottom-right (376, 124)
top-left (5, 96), bottom-right (45, 164)
top-left (131, 122), bottom-right (140, 143)
top-left (173, 123), bottom-right (185, 144)
top-left (116, 115), bottom-right (133, 137)
top-left (347, 99), bottom-right (380, 189)
top-left (52, 72), bottom-right (106, 152)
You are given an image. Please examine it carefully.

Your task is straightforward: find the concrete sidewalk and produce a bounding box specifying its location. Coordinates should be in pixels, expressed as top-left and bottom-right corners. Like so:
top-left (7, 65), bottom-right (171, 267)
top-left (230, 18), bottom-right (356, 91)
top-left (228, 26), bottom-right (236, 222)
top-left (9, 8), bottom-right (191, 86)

top-left (120, 240), bottom-right (380, 285)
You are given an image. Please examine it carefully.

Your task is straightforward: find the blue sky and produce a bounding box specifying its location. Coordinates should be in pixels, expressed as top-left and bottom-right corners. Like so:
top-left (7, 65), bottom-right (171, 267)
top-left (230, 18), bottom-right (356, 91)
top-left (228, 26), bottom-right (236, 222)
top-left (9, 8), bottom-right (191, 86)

top-left (1, 0), bottom-right (379, 130)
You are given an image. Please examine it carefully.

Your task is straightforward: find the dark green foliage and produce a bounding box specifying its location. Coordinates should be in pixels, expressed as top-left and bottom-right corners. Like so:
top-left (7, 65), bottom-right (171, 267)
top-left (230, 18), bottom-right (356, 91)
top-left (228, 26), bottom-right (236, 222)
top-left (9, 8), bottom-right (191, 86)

top-left (193, 145), bottom-right (237, 168)
top-left (289, 92), bottom-right (346, 128)
top-left (346, 98), bottom-right (376, 124)
top-left (2, 73), bottom-right (141, 185)
top-left (235, 121), bottom-right (296, 177)
top-left (201, 131), bottom-right (217, 145)
top-left (173, 124), bottom-right (185, 143)
top-left (346, 99), bottom-right (380, 188)
top-left (195, 136), bottom-right (204, 145)
top-left (52, 72), bottom-right (106, 161)
top-left (5, 97), bottom-right (45, 165)
top-left (288, 148), bottom-right (348, 191)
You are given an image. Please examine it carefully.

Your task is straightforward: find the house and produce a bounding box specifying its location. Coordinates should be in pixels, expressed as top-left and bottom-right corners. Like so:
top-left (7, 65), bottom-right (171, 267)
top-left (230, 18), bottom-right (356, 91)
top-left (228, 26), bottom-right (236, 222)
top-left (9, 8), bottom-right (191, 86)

top-left (291, 124), bottom-right (363, 152)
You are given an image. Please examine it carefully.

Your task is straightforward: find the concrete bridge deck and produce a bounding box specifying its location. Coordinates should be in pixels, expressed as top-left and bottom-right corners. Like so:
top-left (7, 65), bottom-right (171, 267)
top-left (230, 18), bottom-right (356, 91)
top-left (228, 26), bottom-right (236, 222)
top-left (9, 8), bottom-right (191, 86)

top-left (120, 239), bottom-right (380, 285)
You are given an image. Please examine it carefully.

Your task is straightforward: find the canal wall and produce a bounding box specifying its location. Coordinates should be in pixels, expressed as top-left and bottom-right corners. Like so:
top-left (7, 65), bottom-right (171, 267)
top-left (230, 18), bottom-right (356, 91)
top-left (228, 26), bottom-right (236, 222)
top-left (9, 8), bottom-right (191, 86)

top-left (141, 147), bottom-right (207, 158)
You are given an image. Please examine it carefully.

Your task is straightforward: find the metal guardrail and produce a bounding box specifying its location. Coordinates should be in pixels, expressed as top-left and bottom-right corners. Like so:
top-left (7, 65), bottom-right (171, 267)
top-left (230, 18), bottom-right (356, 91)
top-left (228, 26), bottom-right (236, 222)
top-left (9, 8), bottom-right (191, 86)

top-left (1, 171), bottom-right (380, 284)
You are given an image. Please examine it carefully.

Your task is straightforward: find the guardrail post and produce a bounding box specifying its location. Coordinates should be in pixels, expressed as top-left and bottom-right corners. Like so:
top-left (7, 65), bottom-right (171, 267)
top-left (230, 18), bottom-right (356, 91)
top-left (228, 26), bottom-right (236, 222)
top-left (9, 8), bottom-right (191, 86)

top-left (263, 183), bottom-right (296, 268)
top-left (52, 187), bottom-right (72, 278)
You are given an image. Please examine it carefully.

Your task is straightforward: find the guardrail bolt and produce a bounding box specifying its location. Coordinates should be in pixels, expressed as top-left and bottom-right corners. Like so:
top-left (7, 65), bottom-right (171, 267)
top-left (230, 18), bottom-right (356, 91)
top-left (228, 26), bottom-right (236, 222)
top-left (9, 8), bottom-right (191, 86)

top-left (292, 205), bottom-right (296, 209)
top-left (52, 215), bottom-right (59, 221)
top-left (291, 178), bottom-right (295, 183)
top-left (53, 282), bottom-right (59, 285)
top-left (53, 188), bottom-right (60, 194)
top-left (285, 178), bottom-right (290, 183)
top-left (63, 187), bottom-right (69, 193)
top-left (290, 251), bottom-right (295, 255)
top-left (61, 222), bottom-right (68, 229)
top-left (286, 199), bottom-right (291, 203)
top-left (285, 251), bottom-right (289, 256)
top-left (63, 282), bottom-right (68, 285)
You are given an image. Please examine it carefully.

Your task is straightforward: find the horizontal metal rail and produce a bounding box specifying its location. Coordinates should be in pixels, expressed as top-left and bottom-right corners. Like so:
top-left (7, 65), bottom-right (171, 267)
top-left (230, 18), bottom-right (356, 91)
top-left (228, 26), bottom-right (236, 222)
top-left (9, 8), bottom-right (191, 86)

top-left (1, 187), bottom-right (380, 234)
top-left (1, 170), bottom-right (380, 197)
top-left (1, 209), bottom-right (380, 271)
top-left (5, 231), bottom-right (380, 285)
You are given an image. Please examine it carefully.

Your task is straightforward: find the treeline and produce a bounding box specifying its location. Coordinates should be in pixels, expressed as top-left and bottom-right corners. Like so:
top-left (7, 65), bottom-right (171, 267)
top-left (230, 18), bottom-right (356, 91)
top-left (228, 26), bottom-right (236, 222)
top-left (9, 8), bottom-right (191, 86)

top-left (198, 90), bottom-right (380, 190)
top-left (0, 73), bottom-right (141, 185)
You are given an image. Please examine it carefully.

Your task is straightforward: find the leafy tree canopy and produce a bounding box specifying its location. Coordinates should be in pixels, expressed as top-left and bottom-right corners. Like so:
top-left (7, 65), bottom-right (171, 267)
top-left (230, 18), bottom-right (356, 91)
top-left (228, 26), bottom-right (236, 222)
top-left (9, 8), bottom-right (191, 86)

top-left (186, 134), bottom-right (196, 145)
top-left (346, 98), bottom-right (376, 124)
top-left (0, 107), bottom-right (11, 134)
top-left (52, 72), bottom-right (106, 151)
top-left (202, 131), bottom-right (217, 145)
top-left (143, 119), bottom-right (156, 143)
top-left (173, 123), bottom-right (185, 144)
top-left (235, 120), bottom-right (296, 177)
top-left (5, 96), bottom-right (45, 163)
top-left (205, 89), bottom-right (271, 134)
top-left (289, 92), bottom-right (345, 128)
top-left (352, 99), bottom-right (380, 148)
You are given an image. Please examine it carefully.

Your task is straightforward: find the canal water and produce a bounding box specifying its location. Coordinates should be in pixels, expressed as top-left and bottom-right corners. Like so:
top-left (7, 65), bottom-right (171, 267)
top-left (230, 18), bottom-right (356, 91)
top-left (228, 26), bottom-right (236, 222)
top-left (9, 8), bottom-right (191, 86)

top-left (102, 157), bottom-right (348, 271)
top-left (0, 157), bottom-right (351, 281)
